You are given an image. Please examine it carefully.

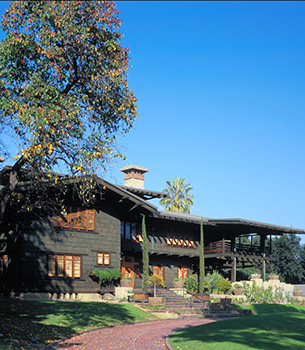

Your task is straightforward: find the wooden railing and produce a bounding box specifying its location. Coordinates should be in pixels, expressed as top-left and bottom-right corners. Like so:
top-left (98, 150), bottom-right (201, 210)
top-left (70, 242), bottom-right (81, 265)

top-left (204, 241), bottom-right (264, 255)
top-left (204, 241), bottom-right (231, 254)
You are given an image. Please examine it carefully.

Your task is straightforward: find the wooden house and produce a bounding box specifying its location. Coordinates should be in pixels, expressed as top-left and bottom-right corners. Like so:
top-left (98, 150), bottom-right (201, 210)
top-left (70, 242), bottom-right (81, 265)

top-left (0, 164), bottom-right (304, 297)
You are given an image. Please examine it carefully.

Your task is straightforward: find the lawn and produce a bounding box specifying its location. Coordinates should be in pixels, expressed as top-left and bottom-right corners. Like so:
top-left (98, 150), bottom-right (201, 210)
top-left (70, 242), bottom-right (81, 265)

top-left (169, 304), bottom-right (305, 350)
top-left (0, 299), bottom-right (158, 350)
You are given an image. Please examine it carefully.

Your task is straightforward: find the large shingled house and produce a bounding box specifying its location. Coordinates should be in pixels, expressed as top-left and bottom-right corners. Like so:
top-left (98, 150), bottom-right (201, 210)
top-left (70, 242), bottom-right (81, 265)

top-left (0, 164), bottom-right (304, 298)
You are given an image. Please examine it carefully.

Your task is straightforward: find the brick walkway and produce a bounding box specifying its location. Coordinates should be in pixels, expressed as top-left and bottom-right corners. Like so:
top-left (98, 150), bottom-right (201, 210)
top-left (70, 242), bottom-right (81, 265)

top-left (46, 318), bottom-right (218, 350)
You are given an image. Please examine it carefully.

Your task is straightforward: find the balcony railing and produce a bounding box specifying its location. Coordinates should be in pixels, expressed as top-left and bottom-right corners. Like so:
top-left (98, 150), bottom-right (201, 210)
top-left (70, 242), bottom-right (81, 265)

top-left (204, 241), bottom-right (265, 256)
top-left (204, 241), bottom-right (231, 255)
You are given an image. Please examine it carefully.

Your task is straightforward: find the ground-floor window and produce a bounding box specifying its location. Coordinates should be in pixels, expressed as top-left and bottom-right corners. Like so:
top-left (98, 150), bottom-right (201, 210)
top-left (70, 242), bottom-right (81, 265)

top-left (177, 267), bottom-right (188, 280)
top-left (97, 252), bottom-right (110, 266)
top-left (48, 255), bottom-right (81, 278)
top-left (152, 265), bottom-right (164, 279)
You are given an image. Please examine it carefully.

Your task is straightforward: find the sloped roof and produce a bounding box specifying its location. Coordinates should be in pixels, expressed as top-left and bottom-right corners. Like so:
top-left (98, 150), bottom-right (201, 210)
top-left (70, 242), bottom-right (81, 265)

top-left (118, 185), bottom-right (169, 200)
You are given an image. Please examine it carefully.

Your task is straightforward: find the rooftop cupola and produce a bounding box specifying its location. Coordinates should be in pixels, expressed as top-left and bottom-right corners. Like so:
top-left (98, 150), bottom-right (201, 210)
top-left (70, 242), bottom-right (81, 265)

top-left (120, 165), bottom-right (148, 189)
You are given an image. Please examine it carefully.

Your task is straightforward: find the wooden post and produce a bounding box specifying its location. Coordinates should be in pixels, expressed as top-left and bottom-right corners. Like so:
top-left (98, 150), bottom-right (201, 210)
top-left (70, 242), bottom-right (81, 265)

top-left (260, 234), bottom-right (266, 282)
top-left (231, 236), bottom-right (236, 282)
top-left (222, 231), bottom-right (225, 254)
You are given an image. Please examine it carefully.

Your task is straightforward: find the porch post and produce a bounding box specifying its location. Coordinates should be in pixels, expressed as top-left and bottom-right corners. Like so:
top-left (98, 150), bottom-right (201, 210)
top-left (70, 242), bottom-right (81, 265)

top-left (260, 234), bottom-right (266, 282)
top-left (222, 231), bottom-right (225, 254)
top-left (231, 236), bottom-right (236, 282)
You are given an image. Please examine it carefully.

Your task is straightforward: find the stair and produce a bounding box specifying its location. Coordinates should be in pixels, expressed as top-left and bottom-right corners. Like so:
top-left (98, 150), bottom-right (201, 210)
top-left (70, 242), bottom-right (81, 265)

top-left (155, 288), bottom-right (240, 319)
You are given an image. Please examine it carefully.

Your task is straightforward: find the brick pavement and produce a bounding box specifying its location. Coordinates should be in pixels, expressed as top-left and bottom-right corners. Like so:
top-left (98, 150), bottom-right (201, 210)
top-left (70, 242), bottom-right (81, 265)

top-left (46, 318), bottom-right (218, 350)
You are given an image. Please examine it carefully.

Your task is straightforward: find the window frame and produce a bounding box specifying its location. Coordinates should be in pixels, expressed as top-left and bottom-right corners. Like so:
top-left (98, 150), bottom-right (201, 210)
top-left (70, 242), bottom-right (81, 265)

top-left (121, 222), bottom-right (137, 241)
top-left (97, 252), bottom-right (111, 266)
top-left (152, 265), bottom-right (164, 279)
top-left (177, 267), bottom-right (189, 280)
top-left (53, 207), bottom-right (95, 232)
top-left (47, 254), bottom-right (82, 279)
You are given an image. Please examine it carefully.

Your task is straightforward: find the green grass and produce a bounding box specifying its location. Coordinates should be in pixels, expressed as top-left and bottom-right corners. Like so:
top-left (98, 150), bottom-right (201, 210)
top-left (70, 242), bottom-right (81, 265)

top-left (0, 299), bottom-right (158, 350)
top-left (169, 304), bottom-right (305, 350)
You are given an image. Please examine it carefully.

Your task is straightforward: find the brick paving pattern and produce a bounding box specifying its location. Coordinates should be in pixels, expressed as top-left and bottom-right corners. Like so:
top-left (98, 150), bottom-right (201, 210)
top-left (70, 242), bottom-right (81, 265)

top-left (47, 318), bottom-right (217, 350)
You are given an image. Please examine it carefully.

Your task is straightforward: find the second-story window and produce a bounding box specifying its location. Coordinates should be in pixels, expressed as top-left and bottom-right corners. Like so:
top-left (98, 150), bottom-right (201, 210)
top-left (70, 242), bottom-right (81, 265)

top-left (121, 222), bottom-right (137, 241)
top-left (53, 207), bottom-right (95, 232)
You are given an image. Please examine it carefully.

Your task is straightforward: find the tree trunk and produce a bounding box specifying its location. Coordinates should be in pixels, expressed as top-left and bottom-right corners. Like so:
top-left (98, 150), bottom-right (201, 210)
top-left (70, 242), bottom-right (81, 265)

top-left (0, 158), bottom-right (25, 232)
top-left (199, 218), bottom-right (205, 293)
top-left (142, 215), bottom-right (149, 292)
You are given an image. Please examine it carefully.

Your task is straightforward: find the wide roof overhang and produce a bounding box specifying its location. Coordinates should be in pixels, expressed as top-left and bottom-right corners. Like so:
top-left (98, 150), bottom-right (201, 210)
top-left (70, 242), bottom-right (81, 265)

top-left (155, 210), bottom-right (304, 237)
top-left (207, 218), bottom-right (305, 236)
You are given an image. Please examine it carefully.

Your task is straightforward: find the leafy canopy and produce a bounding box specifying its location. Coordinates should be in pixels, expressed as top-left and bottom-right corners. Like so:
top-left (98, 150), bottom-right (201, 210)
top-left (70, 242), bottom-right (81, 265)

top-left (0, 0), bottom-right (137, 175)
top-left (160, 178), bottom-right (194, 214)
top-left (268, 234), bottom-right (305, 284)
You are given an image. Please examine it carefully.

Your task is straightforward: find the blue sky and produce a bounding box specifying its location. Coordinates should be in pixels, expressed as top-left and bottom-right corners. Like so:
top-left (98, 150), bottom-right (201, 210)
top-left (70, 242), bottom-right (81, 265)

top-left (1, 1), bottom-right (305, 241)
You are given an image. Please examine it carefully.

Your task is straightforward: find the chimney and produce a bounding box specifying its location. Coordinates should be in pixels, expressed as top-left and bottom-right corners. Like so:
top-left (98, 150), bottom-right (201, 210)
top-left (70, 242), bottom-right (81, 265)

top-left (120, 165), bottom-right (148, 189)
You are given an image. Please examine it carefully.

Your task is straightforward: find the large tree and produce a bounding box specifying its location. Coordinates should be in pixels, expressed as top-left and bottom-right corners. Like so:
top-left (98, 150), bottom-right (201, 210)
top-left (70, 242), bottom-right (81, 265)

top-left (141, 215), bottom-right (149, 292)
top-left (0, 1), bottom-right (137, 228)
top-left (159, 178), bottom-right (194, 214)
top-left (268, 234), bottom-right (304, 284)
top-left (199, 218), bottom-right (205, 293)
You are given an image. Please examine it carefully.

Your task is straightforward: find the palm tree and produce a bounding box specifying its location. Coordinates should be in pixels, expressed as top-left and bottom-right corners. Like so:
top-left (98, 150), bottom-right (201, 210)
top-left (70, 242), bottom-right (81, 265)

top-left (160, 178), bottom-right (194, 214)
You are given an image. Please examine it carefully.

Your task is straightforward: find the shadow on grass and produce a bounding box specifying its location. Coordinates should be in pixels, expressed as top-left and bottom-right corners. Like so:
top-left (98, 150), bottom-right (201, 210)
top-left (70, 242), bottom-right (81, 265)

top-left (236, 303), bottom-right (305, 315)
top-left (0, 299), bottom-right (154, 349)
top-left (170, 305), bottom-right (305, 350)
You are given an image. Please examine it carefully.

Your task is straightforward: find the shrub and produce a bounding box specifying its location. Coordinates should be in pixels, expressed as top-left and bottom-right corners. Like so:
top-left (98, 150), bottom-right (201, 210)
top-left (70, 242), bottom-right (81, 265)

top-left (215, 279), bottom-right (232, 294)
top-left (149, 274), bottom-right (165, 297)
top-left (173, 278), bottom-right (183, 283)
top-left (148, 274), bottom-right (165, 288)
top-left (89, 269), bottom-right (122, 286)
top-left (184, 274), bottom-right (198, 293)
top-left (204, 271), bottom-right (224, 293)
top-left (242, 281), bottom-right (293, 303)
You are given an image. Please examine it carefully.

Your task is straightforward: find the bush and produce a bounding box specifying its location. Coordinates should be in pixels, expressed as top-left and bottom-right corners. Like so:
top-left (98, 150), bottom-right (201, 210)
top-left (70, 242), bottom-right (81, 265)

top-left (215, 279), bottom-right (232, 294)
top-left (242, 281), bottom-right (293, 303)
top-left (89, 269), bottom-right (122, 286)
top-left (149, 274), bottom-right (165, 297)
top-left (183, 274), bottom-right (198, 293)
top-left (204, 271), bottom-right (224, 293)
top-left (148, 274), bottom-right (165, 288)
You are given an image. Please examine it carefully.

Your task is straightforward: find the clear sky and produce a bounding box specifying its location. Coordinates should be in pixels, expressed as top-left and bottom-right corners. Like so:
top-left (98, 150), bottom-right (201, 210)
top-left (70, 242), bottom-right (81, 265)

top-left (1, 1), bottom-right (305, 241)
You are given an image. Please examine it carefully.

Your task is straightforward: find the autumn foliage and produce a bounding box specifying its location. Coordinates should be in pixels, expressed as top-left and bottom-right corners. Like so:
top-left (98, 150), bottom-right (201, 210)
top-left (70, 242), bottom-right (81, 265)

top-left (0, 1), bottom-right (137, 175)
